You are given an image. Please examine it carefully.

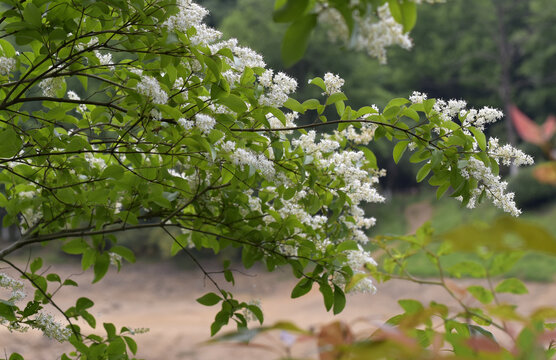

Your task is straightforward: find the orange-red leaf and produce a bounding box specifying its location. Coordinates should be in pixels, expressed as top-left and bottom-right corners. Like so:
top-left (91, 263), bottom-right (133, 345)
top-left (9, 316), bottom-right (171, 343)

top-left (511, 105), bottom-right (544, 145)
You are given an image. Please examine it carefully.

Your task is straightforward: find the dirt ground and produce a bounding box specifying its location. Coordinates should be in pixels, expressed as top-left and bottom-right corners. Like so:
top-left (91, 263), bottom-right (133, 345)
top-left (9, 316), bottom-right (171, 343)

top-left (1, 259), bottom-right (555, 360)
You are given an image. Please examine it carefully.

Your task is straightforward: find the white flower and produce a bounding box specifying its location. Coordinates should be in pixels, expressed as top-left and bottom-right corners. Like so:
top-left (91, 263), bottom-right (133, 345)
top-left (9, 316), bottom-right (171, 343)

top-left (460, 157), bottom-right (522, 216)
top-left (84, 152), bottom-right (107, 170)
top-left (136, 75), bottom-right (168, 105)
top-left (323, 73), bottom-right (344, 95)
top-left (221, 140), bottom-right (236, 152)
top-left (93, 50), bottom-right (113, 66)
top-left (230, 148), bottom-right (275, 179)
top-left (109, 252), bottom-right (123, 266)
top-left (178, 117), bottom-right (194, 130)
top-left (67, 91), bottom-right (88, 113)
top-left (163, 0), bottom-right (209, 33)
top-left (34, 313), bottom-right (72, 342)
top-left (409, 91), bottom-right (427, 104)
top-left (0, 56), bottom-right (16, 75)
top-left (39, 77), bottom-right (65, 97)
top-left (195, 113), bottom-right (215, 135)
top-left (0, 273), bottom-right (26, 302)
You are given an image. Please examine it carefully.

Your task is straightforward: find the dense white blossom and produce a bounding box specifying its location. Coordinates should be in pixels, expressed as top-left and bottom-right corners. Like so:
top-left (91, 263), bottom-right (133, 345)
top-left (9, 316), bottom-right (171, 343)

top-left (67, 91), bottom-right (88, 113)
top-left (487, 137), bottom-right (534, 167)
top-left (195, 113), bottom-right (215, 135)
top-left (0, 273), bottom-right (26, 302)
top-left (459, 157), bottom-right (521, 216)
top-left (409, 91), bottom-right (427, 104)
top-left (163, 0), bottom-right (208, 33)
top-left (85, 152), bottom-right (107, 170)
top-left (323, 72), bottom-right (345, 95)
top-left (136, 76), bottom-right (168, 104)
top-left (0, 56), bottom-right (16, 75)
top-left (230, 148), bottom-right (275, 179)
top-left (34, 313), bottom-right (72, 342)
top-left (258, 71), bottom-right (297, 107)
top-left (39, 77), bottom-right (65, 97)
top-left (318, 4), bottom-right (412, 64)
top-left (93, 50), bottom-right (112, 66)
top-left (178, 117), bottom-right (194, 130)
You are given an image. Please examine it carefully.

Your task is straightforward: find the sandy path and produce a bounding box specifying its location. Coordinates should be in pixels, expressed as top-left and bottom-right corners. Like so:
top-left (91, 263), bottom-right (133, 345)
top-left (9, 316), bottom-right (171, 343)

top-left (1, 261), bottom-right (553, 359)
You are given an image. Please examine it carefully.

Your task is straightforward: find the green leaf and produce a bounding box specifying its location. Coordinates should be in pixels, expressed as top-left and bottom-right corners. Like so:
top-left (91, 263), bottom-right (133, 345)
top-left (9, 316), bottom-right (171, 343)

top-left (23, 3), bottom-right (42, 27)
top-left (110, 246), bottom-right (136, 263)
top-left (333, 285), bottom-right (346, 314)
top-left (319, 282), bottom-right (333, 311)
top-left (416, 163), bottom-right (432, 183)
top-left (325, 92), bottom-right (348, 105)
top-left (124, 336), bottom-right (138, 355)
top-left (219, 94), bottom-right (247, 114)
top-left (291, 278), bottom-right (313, 298)
top-left (283, 98), bottom-right (305, 113)
top-left (495, 278), bottom-right (528, 294)
top-left (101, 165), bottom-right (124, 180)
top-left (388, 0), bottom-right (417, 32)
top-left (0, 128), bottom-right (23, 158)
top-left (93, 253), bottom-right (110, 283)
top-left (9, 353), bottom-right (24, 360)
top-left (398, 299), bottom-right (424, 314)
top-left (30, 257), bottom-right (43, 273)
top-left (393, 140), bottom-right (409, 164)
top-left (273, 0), bottom-right (309, 22)
top-left (467, 286), bottom-right (494, 304)
top-left (62, 239), bottom-right (88, 255)
top-left (0, 302), bottom-right (16, 321)
top-left (281, 14), bottom-right (317, 67)
top-left (76, 297), bottom-right (94, 313)
top-left (196, 292), bottom-right (222, 306)
top-left (345, 273), bottom-right (368, 292)
top-left (247, 304), bottom-right (264, 324)
top-left (469, 126), bottom-right (487, 151)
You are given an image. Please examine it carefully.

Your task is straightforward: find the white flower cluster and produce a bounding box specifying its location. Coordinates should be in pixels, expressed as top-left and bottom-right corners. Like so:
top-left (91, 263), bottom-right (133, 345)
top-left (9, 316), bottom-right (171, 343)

top-left (85, 152), bottom-right (107, 170)
top-left (356, 4), bottom-right (413, 64)
top-left (195, 113), bottom-right (215, 135)
top-left (34, 313), bottom-right (72, 342)
top-left (266, 111), bottom-right (298, 134)
top-left (21, 207), bottom-right (42, 228)
top-left (409, 91), bottom-right (427, 104)
top-left (259, 70), bottom-right (298, 107)
top-left (459, 157), bottom-right (522, 216)
top-left (230, 148), bottom-right (275, 179)
top-left (323, 72), bottom-right (344, 95)
top-left (242, 299), bottom-right (262, 323)
top-left (94, 50), bottom-right (112, 66)
top-left (276, 190), bottom-right (328, 230)
top-left (339, 245), bottom-right (378, 294)
top-left (39, 77), bottom-right (65, 97)
top-left (163, 0), bottom-right (209, 34)
top-left (0, 273), bottom-right (26, 302)
top-left (136, 75), bottom-right (168, 105)
top-left (318, 4), bottom-right (412, 64)
top-left (0, 56), bottom-right (16, 76)
top-left (487, 137), bottom-right (534, 167)
top-left (408, 91), bottom-right (533, 215)
top-left (109, 252), bottom-right (123, 266)
top-left (67, 90), bottom-right (88, 113)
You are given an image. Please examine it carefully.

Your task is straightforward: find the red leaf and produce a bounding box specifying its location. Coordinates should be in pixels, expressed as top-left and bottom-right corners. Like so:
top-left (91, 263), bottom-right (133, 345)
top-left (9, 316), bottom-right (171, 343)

top-left (542, 115), bottom-right (556, 141)
top-left (511, 105), bottom-right (544, 145)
